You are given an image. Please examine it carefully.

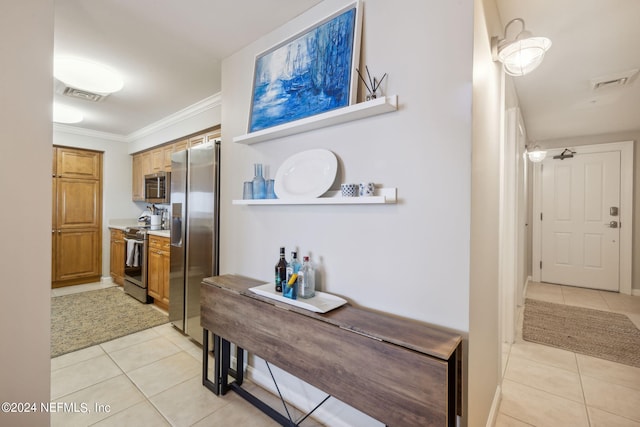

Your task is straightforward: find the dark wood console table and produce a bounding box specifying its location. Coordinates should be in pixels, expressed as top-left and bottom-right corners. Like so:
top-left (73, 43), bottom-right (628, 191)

top-left (201, 274), bottom-right (462, 427)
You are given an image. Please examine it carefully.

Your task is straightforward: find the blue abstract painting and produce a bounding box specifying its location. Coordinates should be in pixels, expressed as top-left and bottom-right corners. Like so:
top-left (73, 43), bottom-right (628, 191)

top-left (249, 6), bottom-right (358, 133)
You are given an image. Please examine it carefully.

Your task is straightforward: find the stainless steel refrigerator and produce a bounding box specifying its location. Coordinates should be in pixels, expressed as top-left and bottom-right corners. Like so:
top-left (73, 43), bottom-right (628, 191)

top-left (169, 140), bottom-right (220, 344)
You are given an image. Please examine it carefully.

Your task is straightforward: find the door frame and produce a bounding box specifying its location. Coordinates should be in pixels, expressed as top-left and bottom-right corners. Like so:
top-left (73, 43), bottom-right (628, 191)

top-left (499, 107), bottom-right (526, 343)
top-left (532, 140), bottom-right (634, 295)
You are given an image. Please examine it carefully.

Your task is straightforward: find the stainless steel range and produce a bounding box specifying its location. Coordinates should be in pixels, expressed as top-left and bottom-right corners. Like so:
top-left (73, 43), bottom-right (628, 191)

top-left (123, 226), bottom-right (151, 303)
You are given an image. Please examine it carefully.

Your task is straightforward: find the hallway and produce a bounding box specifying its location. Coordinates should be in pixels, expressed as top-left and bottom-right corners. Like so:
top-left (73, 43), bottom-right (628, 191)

top-left (496, 282), bottom-right (640, 426)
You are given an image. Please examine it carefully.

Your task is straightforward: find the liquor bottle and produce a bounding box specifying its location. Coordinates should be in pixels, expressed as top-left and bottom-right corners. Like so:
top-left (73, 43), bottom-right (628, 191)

top-left (283, 251), bottom-right (301, 299)
top-left (286, 251), bottom-right (301, 283)
top-left (297, 256), bottom-right (315, 299)
top-left (274, 247), bottom-right (288, 292)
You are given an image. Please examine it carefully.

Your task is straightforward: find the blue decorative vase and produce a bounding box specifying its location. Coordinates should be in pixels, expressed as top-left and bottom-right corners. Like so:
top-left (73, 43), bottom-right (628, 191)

top-left (252, 163), bottom-right (266, 199)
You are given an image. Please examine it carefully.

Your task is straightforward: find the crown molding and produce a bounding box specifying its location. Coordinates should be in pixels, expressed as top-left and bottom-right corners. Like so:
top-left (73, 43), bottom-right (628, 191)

top-left (53, 123), bottom-right (128, 142)
top-left (126, 92), bottom-right (222, 142)
top-left (53, 92), bottom-right (222, 143)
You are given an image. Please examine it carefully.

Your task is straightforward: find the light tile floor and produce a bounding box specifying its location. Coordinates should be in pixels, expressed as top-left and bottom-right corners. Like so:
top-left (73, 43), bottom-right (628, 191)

top-left (496, 281), bottom-right (640, 427)
top-left (50, 282), bottom-right (312, 427)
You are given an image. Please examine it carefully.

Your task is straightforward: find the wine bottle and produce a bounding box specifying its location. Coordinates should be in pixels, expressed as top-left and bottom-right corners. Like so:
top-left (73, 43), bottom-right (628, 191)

top-left (298, 256), bottom-right (315, 299)
top-left (274, 247), bottom-right (288, 292)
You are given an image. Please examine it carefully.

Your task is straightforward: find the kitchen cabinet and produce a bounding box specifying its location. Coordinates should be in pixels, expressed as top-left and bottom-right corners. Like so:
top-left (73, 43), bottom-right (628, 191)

top-left (132, 151), bottom-right (153, 201)
top-left (131, 127), bottom-right (220, 201)
top-left (52, 147), bottom-right (103, 288)
top-left (147, 234), bottom-right (170, 310)
top-left (151, 148), bottom-right (165, 172)
top-left (109, 228), bottom-right (125, 285)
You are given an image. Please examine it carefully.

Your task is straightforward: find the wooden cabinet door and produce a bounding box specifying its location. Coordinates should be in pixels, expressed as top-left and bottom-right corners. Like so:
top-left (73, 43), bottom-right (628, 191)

top-left (132, 154), bottom-right (144, 201)
top-left (173, 139), bottom-right (188, 154)
top-left (163, 146), bottom-right (173, 170)
top-left (189, 135), bottom-right (205, 147)
top-left (151, 148), bottom-right (164, 172)
top-left (56, 178), bottom-right (101, 229)
top-left (109, 229), bottom-right (125, 285)
top-left (141, 151), bottom-right (152, 176)
top-left (147, 248), bottom-right (162, 300)
top-left (54, 229), bottom-right (101, 282)
top-left (147, 236), bottom-right (170, 309)
top-left (52, 146), bottom-right (102, 288)
top-left (161, 238), bottom-right (170, 306)
top-left (56, 147), bottom-right (101, 180)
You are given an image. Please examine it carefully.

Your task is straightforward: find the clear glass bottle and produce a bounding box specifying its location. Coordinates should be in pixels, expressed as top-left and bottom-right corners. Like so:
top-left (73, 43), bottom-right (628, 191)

top-left (284, 251), bottom-right (301, 299)
top-left (252, 163), bottom-right (266, 199)
top-left (286, 251), bottom-right (301, 283)
top-left (297, 256), bottom-right (315, 299)
top-left (274, 247), bottom-right (288, 292)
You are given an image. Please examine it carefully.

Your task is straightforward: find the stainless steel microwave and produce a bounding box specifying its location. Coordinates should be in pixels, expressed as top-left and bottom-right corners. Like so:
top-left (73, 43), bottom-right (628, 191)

top-left (144, 172), bottom-right (170, 203)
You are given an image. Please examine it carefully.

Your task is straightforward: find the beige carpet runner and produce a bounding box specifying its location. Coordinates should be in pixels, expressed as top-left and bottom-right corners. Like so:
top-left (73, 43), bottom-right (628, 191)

top-left (51, 287), bottom-right (168, 358)
top-left (523, 298), bottom-right (640, 368)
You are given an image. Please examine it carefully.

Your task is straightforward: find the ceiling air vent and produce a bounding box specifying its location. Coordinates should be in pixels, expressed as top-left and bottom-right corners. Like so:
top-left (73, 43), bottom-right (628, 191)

top-left (54, 80), bottom-right (108, 102)
top-left (62, 86), bottom-right (107, 102)
top-left (590, 69), bottom-right (639, 91)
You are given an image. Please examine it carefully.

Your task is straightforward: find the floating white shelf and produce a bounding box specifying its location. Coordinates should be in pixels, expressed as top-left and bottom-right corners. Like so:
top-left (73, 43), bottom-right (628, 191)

top-left (233, 95), bottom-right (398, 145)
top-left (232, 187), bottom-right (397, 205)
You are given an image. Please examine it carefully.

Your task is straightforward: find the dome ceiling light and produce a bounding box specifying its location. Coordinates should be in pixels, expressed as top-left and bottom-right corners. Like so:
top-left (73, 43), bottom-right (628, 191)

top-left (491, 18), bottom-right (551, 77)
top-left (54, 57), bottom-right (124, 99)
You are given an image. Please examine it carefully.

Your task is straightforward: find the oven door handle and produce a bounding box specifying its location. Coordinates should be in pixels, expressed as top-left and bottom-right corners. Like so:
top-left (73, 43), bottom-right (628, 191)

top-left (124, 238), bottom-right (144, 244)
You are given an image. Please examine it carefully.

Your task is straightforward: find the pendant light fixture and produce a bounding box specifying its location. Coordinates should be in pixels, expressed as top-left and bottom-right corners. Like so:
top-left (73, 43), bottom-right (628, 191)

top-left (491, 18), bottom-right (551, 76)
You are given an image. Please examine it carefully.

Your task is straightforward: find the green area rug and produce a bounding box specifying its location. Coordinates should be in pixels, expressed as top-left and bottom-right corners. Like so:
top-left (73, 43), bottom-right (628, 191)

top-left (51, 287), bottom-right (168, 358)
top-left (523, 298), bottom-right (640, 368)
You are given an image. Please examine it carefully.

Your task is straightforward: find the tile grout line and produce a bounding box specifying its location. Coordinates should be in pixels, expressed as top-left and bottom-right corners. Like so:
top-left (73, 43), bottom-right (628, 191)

top-left (575, 351), bottom-right (593, 427)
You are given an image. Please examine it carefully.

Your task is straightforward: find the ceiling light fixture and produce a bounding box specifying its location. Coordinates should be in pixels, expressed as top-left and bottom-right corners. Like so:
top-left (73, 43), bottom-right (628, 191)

top-left (491, 18), bottom-right (551, 76)
top-left (54, 57), bottom-right (124, 95)
top-left (53, 103), bottom-right (83, 124)
top-left (526, 145), bottom-right (547, 163)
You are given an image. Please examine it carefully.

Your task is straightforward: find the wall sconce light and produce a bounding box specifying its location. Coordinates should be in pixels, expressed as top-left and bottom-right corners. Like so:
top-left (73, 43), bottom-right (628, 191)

top-left (491, 18), bottom-right (552, 76)
top-left (526, 145), bottom-right (547, 163)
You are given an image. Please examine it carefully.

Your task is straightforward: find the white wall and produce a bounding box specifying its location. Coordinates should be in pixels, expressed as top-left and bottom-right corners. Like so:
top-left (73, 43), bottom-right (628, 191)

top-left (221, 0), bottom-right (476, 424)
top-left (53, 131), bottom-right (142, 277)
top-left (0, 2), bottom-right (53, 426)
top-left (469, 0), bottom-right (503, 424)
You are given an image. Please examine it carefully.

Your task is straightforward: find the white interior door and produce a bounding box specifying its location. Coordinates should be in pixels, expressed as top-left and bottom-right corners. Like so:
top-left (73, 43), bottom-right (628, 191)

top-left (540, 151), bottom-right (620, 291)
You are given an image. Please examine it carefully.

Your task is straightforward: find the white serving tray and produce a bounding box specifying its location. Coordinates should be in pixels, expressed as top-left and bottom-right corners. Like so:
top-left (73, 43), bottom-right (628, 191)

top-left (249, 283), bottom-right (347, 313)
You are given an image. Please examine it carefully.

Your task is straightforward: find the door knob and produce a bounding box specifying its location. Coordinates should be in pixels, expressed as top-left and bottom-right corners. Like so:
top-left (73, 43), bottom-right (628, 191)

top-left (605, 221), bottom-right (618, 228)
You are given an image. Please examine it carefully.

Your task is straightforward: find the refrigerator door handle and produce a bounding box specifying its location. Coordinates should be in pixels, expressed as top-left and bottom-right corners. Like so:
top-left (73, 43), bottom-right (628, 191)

top-left (170, 202), bottom-right (183, 247)
top-left (171, 216), bottom-right (182, 247)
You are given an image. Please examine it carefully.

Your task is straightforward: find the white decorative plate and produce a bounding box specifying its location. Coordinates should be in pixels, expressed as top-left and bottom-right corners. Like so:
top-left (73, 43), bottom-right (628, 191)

top-left (274, 149), bottom-right (337, 199)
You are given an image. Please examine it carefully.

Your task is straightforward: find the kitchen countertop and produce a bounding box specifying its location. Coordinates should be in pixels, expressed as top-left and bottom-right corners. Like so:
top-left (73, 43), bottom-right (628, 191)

top-left (148, 230), bottom-right (170, 238)
top-left (108, 219), bottom-right (170, 237)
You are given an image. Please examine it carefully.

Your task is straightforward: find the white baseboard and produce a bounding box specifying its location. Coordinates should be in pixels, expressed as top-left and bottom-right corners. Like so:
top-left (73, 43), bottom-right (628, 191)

top-left (486, 385), bottom-right (502, 427)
